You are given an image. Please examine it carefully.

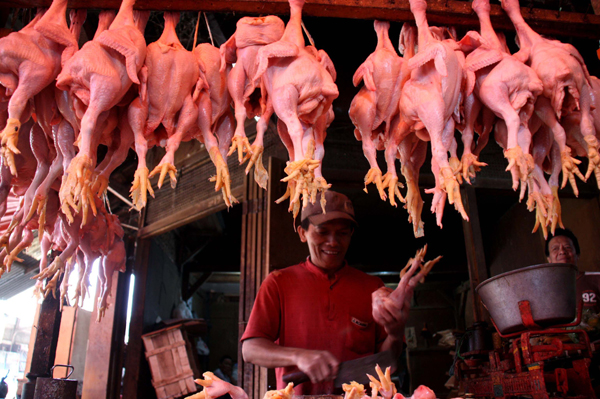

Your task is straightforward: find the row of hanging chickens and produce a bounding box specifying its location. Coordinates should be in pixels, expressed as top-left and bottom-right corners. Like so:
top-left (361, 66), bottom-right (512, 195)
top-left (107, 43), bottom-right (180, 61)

top-left (0, 0), bottom-right (336, 317)
top-left (351, 0), bottom-right (600, 238)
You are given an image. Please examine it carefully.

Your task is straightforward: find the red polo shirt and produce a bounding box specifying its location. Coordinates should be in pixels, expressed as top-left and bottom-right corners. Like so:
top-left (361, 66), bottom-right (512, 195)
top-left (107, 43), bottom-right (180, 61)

top-left (241, 258), bottom-right (388, 394)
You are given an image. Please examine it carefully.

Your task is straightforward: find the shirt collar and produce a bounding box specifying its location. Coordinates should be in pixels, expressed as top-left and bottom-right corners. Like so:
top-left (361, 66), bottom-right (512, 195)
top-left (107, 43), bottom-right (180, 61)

top-left (303, 257), bottom-right (349, 283)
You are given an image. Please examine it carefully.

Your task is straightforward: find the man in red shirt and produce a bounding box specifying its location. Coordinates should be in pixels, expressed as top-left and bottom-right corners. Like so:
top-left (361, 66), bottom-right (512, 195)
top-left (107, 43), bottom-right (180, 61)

top-left (241, 191), bottom-right (408, 394)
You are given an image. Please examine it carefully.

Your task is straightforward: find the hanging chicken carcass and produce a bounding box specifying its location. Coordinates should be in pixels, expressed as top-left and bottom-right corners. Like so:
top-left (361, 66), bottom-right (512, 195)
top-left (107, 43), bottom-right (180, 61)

top-left (501, 0), bottom-right (595, 190)
top-left (128, 12), bottom-right (200, 210)
top-left (57, 0), bottom-right (148, 223)
top-left (0, 0), bottom-right (79, 176)
top-left (193, 43), bottom-right (237, 206)
top-left (220, 15), bottom-right (285, 189)
top-left (251, 0), bottom-right (339, 218)
top-left (384, 0), bottom-right (467, 231)
top-left (349, 20), bottom-right (405, 201)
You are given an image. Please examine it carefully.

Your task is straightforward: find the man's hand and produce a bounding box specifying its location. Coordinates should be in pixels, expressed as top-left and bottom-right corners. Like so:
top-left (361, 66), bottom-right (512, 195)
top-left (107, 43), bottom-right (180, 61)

top-left (242, 338), bottom-right (340, 384)
top-left (372, 287), bottom-right (409, 337)
top-left (293, 349), bottom-right (340, 384)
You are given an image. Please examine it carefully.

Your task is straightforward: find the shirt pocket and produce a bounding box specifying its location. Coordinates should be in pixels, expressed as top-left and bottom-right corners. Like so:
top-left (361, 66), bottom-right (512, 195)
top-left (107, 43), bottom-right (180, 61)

top-left (344, 316), bottom-right (375, 355)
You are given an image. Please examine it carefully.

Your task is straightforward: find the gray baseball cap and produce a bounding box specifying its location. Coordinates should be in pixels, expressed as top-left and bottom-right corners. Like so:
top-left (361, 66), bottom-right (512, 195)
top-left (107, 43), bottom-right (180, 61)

top-left (301, 191), bottom-right (357, 226)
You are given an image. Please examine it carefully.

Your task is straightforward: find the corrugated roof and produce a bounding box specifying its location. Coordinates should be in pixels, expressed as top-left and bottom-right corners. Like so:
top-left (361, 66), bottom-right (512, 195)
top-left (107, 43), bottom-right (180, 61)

top-left (0, 252), bottom-right (40, 300)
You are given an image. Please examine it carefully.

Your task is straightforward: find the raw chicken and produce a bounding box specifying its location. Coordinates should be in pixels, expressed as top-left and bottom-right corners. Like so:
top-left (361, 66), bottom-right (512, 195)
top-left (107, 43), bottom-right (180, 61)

top-left (193, 43), bottom-right (236, 206)
top-left (388, 0), bottom-right (467, 228)
top-left (349, 21), bottom-right (404, 200)
top-left (501, 0), bottom-right (595, 191)
top-left (128, 12), bottom-right (199, 210)
top-left (0, 0), bottom-right (79, 175)
top-left (262, 383), bottom-right (294, 399)
top-left (34, 197), bottom-right (126, 320)
top-left (458, 0), bottom-right (552, 228)
top-left (252, 0), bottom-right (339, 218)
top-left (372, 245), bottom-right (441, 334)
top-left (23, 10), bottom-right (87, 231)
top-left (395, 386), bottom-right (436, 399)
top-left (367, 365), bottom-right (396, 399)
top-left (220, 15), bottom-right (285, 187)
top-left (462, 0), bottom-right (542, 192)
top-left (342, 381), bottom-right (368, 399)
top-left (186, 371), bottom-right (249, 399)
top-left (57, 0), bottom-right (148, 222)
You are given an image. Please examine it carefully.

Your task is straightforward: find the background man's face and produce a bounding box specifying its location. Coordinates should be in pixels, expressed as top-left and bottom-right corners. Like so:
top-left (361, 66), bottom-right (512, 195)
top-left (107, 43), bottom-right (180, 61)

top-left (548, 236), bottom-right (578, 265)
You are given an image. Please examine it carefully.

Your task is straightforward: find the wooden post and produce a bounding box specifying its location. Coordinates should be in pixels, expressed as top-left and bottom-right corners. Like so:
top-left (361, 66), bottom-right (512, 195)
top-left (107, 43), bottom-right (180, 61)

top-left (81, 272), bottom-right (120, 399)
top-left (238, 157), bottom-right (309, 396)
top-left (238, 164), bottom-right (269, 399)
top-left (460, 186), bottom-right (488, 323)
top-left (122, 206), bottom-right (151, 399)
top-left (107, 235), bottom-right (137, 399)
top-left (22, 263), bottom-right (63, 399)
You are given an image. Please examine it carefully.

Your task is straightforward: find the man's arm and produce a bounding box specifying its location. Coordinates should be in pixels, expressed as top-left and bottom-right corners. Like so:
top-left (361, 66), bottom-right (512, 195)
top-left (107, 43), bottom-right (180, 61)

top-left (242, 337), bottom-right (339, 384)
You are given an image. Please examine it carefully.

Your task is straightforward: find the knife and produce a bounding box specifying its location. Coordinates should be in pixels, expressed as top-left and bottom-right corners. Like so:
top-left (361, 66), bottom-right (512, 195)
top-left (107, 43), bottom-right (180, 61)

top-left (282, 350), bottom-right (396, 387)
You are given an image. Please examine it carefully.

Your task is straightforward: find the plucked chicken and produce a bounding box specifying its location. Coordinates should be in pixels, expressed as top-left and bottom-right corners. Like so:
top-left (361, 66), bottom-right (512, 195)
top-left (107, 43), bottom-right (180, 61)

top-left (128, 12), bottom-right (200, 210)
top-left (252, 0), bottom-right (339, 218)
top-left (349, 21), bottom-right (404, 200)
top-left (220, 15), bottom-right (285, 188)
top-left (0, 0), bottom-right (79, 175)
top-left (193, 43), bottom-right (236, 206)
top-left (57, 0), bottom-right (148, 222)
top-left (501, 0), bottom-right (595, 190)
top-left (460, 0), bottom-right (543, 194)
top-left (389, 0), bottom-right (467, 229)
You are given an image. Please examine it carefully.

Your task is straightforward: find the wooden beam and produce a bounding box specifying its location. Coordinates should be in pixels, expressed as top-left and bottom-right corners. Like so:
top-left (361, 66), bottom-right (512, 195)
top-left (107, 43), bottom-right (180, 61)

top-left (0, 0), bottom-right (599, 38)
top-left (460, 185), bottom-right (488, 323)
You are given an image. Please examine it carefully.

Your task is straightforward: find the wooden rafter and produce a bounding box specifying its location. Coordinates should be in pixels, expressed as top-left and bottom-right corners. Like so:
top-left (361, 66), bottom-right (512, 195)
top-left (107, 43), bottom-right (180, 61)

top-left (1, 0), bottom-right (600, 38)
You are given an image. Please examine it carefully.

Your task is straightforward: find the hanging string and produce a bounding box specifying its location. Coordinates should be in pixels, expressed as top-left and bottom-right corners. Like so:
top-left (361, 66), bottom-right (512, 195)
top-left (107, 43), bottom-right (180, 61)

top-left (301, 21), bottom-right (315, 48)
top-left (204, 12), bottom-right (214, 46)
top-left (193, 11), bottom-right (201, 49)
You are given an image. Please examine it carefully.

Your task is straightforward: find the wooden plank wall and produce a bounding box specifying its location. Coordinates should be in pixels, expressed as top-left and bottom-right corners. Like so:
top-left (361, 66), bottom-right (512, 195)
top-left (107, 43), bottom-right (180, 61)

top-left (238, 157), bottom-right (310, 396)
top-left (238, 162), bottom-right (269, 399)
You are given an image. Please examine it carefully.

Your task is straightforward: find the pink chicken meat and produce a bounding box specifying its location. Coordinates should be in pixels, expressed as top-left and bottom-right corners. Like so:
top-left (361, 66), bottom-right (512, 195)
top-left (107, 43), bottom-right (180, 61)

top-left (57, 0), bottom-right (148, 223)
top-left (128, 11), bottom-right (199, 210)
top-left (349, 21), bottom-right (404, 201)
top-left (252, 0), bottom-right (339, 218)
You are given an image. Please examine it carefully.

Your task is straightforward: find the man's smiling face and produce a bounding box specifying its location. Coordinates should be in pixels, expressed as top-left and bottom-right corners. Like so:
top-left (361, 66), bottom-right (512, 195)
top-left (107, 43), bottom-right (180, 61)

top-left (298, 219), bottom-right (354, 272)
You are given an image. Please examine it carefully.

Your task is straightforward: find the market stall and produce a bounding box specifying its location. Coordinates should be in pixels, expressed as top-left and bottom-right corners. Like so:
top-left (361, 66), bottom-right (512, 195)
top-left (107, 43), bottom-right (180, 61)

top-left (0, 0), bottom-right (599, 398)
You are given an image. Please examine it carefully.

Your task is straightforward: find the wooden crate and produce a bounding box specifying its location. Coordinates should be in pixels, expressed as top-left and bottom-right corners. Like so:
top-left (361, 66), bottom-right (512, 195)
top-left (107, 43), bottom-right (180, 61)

top-left (142, 324), bottom-right (200, 399)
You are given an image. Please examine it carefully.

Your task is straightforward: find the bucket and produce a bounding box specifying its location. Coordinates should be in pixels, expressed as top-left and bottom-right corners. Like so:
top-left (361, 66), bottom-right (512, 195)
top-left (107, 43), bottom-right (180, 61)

top-left (476, 263), bottom-right (577, 334)
top-left (33, 365), bottom-right (77, 399)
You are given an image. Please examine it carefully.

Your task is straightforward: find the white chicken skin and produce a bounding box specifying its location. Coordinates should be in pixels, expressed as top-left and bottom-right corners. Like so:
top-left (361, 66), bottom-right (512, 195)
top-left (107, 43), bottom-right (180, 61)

top-left (220, 15), bottom-right (285, 187)
top-left (350, 21), bottom-right (404, 199)
top-left (0, 0), bottom-right (79, 176)
top-left (57, 0), bottom-right (148, 223)
top-left (501, 0), bottom-right (594, 193)
top-left (388, 0), bottom-right (467, 224)
top-left (252, 0), bottom-right (338, 219)
top-left (128, 12), bottom-right (200, 211)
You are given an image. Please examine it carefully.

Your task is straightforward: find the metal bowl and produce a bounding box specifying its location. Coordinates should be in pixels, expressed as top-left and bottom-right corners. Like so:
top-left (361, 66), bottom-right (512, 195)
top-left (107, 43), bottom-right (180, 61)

top-left (476, 263), bottom-right (577, 334)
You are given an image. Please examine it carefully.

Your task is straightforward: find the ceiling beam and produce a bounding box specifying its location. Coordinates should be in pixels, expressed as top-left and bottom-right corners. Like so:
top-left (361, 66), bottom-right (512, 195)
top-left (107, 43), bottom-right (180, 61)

top-left (1, 0), bottom-right (599, 39)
